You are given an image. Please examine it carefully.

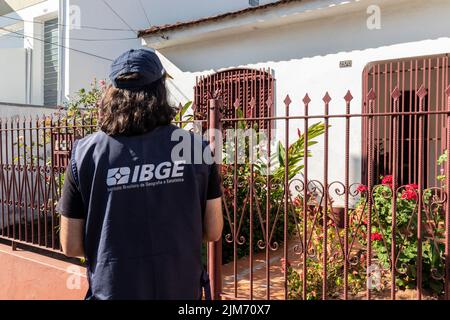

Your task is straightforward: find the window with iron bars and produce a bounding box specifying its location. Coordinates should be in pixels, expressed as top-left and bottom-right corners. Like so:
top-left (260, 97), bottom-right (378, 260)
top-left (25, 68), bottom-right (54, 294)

top-left (193, 68), bottom-right (275, 130)
top-left (362, 53), bottom-right (449, 188)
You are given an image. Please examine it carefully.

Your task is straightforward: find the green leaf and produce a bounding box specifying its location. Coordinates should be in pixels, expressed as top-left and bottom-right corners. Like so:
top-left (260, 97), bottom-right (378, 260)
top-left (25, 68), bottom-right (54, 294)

top-left (278, 141), bottom-right (285, 167)
top-left (175, 101), bottom-right (193, 122)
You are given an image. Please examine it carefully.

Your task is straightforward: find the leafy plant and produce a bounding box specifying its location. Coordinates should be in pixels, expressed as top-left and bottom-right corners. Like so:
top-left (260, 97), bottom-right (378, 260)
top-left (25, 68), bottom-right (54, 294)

top-left (256, 122), bottom-right (326, 182)
top-left (437, 150), bottom-right (447, 184)
top-left (354, 177), bottom-right (446, 296)
top-left (174, 101), bottom-right (194, 129)
top-left (220, 112), bottom-right (327, 264)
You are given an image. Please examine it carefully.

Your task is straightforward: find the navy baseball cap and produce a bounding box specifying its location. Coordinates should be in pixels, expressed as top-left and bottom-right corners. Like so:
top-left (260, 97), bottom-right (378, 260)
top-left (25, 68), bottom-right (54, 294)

top-left (109, 49), bottom-right (166, 89)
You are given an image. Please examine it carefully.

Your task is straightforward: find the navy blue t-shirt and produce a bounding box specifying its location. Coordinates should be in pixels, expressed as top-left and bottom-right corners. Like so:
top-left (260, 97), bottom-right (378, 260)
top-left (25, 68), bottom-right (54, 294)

top-left (57, 125), bottom-right (222, 300)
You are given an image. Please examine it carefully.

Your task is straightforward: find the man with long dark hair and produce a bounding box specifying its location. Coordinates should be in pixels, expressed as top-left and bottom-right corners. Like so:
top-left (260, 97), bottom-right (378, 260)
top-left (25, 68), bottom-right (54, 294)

top-left (57, 49), bottom-right (223, 300)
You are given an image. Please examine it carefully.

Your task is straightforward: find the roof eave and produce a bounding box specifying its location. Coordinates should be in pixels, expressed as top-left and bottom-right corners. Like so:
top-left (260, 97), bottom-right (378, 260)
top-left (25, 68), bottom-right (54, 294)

top-left (140, 0), bottom-right (370, 50)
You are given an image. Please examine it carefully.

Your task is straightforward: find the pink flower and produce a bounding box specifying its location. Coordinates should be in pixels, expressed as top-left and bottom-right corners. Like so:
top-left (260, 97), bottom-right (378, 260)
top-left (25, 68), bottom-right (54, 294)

top-left (381, 175), bottom-right (393, 187)
top-left (99, 79), bottom-right (106, 87)
top-left (357, 185), bottom-right (368, 193)
top-left (401, 189), bottom-right (417, 201)
top-left (371, 232), bottom-right (382, 242)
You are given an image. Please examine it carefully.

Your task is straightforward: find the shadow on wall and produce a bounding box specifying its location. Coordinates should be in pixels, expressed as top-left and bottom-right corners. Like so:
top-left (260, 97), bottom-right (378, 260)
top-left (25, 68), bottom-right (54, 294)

top-left (0, 1), bottom-right (14, 16)
top-left (159, 0), bottom-right (450, 73)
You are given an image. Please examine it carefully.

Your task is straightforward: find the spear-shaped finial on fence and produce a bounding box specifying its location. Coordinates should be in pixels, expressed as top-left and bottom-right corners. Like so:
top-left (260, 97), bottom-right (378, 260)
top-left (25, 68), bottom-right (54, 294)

top-left (266, 96), bottom-right (274, 115)
top-left (344, 90), bottom-right (353, 104)
top-left (367, 88), bottom-right (376, 101)
top-left (249, 97), bottom-right (256, 117)
top-left (367, 88), bottom-right (376, 113)
top-left (391, 86), bottom-right (401, 112)
top-left (284, 95), bottom-right (292, 118)
top-left (302, 93), bottom-right (311, 106)
top-left (322, 92), bottom-right (332, 105)
top-left (233, 98), bottom-right (240, 111)
top-left (417, 85), bottom-right (427, 112)
top-left (391, 86), bottom-right (401, 100)
top-left (284, 95), bottom-right (292, 108)
top-left (417, 84), bottom-right (427, 100)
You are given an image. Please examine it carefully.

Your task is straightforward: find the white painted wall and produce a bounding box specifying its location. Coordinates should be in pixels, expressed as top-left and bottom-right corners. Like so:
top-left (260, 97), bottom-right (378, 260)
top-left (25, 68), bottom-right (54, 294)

top-left (64, 0), bottom-right (276, 102)
top-left (0, 48), bottom-right (27, 104)
top-left (0, 32), bottom-right (23, 48)
top-left (0, 0), bottom-right (59, 107)
top-left (0, 0), bottom-right (280, 107)
top-left (0, 102), bottom-right (57, 117)
top-left (143, 0), bottom-right (450, 204)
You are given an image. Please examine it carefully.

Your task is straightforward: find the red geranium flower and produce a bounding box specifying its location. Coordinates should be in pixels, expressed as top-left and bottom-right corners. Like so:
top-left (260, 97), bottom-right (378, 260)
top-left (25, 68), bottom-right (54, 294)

top-left (401, 189), bottom-right (418, 200)
top-left (371, 232), bottom-right (382, 241)
top-left (405, 183), bottom-right (418, 190)
top-left (381, 175), bottom-right (393, 187)
top-left (357, 185), bottom-right (368, 193)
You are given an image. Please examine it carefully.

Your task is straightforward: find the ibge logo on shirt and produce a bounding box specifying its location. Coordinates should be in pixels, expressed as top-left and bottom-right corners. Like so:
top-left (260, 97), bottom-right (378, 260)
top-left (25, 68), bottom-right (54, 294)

top-left (106, 160), bottom-right (186, 190)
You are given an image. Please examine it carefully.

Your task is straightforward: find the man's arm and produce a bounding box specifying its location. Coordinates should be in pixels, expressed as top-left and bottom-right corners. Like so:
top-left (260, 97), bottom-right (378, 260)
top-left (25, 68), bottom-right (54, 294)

top-left (203, 197), bottom-right (223, 242)
top-left (60, 216), bottom-right (85, 258)
top-left (57, 163), bottom-right (86, 258)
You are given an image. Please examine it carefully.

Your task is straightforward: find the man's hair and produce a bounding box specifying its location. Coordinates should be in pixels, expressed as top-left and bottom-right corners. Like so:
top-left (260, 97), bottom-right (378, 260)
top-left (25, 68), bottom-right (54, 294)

top-left (99, 73), bottom-right (176, 136)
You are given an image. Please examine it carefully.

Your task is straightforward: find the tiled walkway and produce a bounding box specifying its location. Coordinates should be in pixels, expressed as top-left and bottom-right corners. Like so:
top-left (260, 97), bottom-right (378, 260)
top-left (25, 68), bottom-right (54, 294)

top-left (221, 241), bottom-right (301, 300)
top-left (221, 240), bottom-right (436, 300)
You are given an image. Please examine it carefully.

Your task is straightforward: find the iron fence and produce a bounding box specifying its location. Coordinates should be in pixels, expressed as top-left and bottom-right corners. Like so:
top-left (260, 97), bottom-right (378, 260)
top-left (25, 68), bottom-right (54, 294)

top-left (208, 85), bottom-right (450, 300)
top-left (0, 86), bottom-right (449, 300)
top-left (0, 113), bottom-right (97, 251)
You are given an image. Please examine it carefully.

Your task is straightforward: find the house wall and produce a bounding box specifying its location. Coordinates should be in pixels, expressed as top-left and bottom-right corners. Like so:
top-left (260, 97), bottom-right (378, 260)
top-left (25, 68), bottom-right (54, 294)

top-left (0, 32), bottom-right (23, 48)
top-left (1, 0), bottom-right (449, 186)
top-left (149, 0), bottom-right (450, 202)
top-left (64, 0), bottom-right (276, 103)
top-left (0, 1), bottom-right (47, 15)
top-left (0, 102), bottom-right (56, 117)
top-left (0, 0), bottom-right (59, 108)
top-left (0, 0), bottom-right (279, 108)
top-left (0, 48), bottom-right (27, 104)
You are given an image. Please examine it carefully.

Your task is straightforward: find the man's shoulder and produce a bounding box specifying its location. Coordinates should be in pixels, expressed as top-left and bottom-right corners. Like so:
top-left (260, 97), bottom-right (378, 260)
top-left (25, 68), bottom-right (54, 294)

top-left (76, 131), bottom-right (107, 146)
top-left (73, 131), bottom-right (108, 157)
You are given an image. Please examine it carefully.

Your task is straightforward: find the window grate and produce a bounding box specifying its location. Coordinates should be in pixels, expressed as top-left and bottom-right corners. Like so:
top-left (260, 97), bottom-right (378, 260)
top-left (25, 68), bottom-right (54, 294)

top-left (194, 68), bottom-right (275, 130)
